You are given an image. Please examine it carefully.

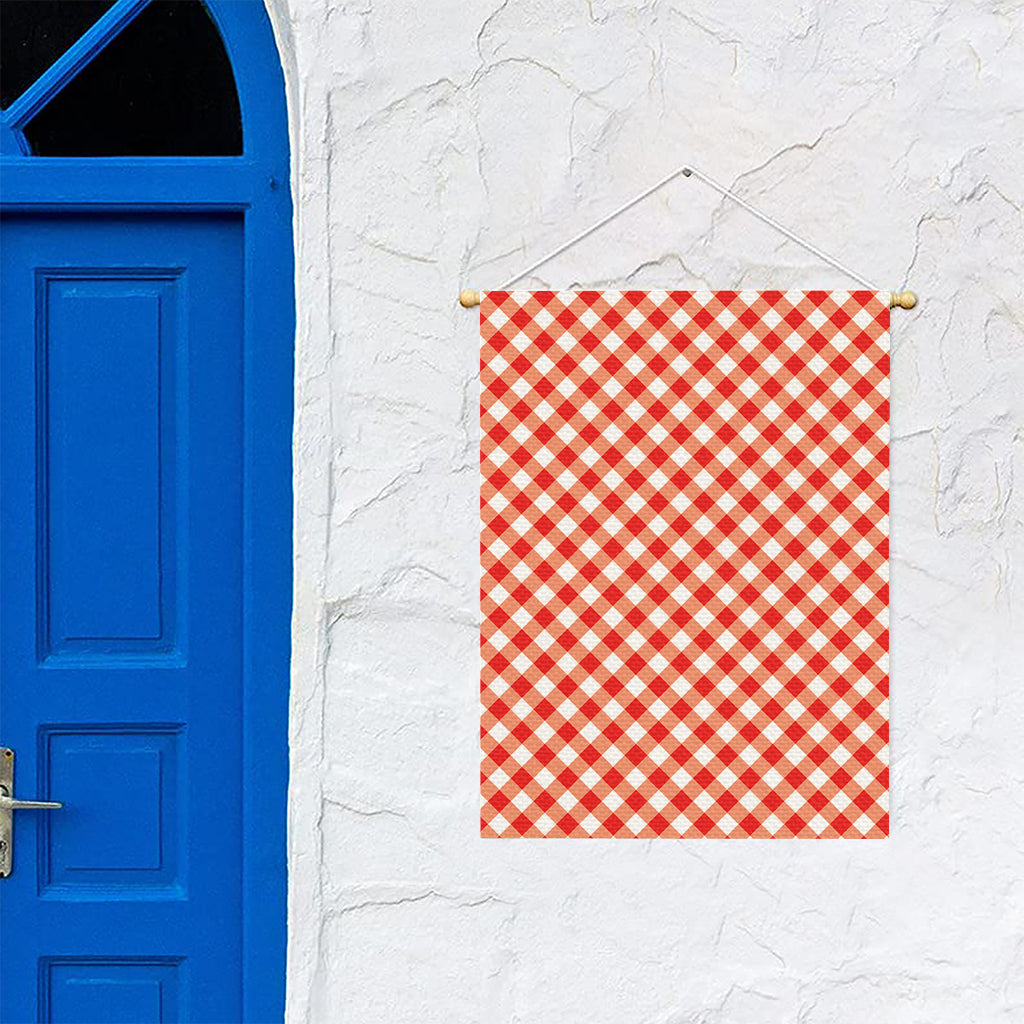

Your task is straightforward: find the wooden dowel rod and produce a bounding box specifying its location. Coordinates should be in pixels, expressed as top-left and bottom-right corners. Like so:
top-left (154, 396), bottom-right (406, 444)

top-left (889, 290), bottom-right (918, 309)
top-left (459, 289), bottom-right (918, 310)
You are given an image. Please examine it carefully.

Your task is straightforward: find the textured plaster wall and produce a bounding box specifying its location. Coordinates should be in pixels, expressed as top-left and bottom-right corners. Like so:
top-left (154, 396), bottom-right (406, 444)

top-left (265, 0), bottom-right (1024, 1020)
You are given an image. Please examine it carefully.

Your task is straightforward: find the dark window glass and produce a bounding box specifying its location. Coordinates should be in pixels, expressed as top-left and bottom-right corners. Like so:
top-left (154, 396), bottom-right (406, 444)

top-left (1, 1), bottom-right (116, 109)
top-left (23, 0), bottom-right (242, 156)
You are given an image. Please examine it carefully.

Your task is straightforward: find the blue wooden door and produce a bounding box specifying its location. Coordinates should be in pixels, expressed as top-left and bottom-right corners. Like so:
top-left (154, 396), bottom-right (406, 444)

top-left (0, 213), bottom-right (248, 1022)
top-left (0, 4), bottom-right (292, 1020)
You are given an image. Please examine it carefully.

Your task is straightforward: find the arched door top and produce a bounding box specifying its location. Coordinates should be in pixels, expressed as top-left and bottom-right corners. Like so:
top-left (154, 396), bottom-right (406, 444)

top-left (4, 0), bottom-right (242, 157)
top-left (0, 0), bottom-right (288, 203)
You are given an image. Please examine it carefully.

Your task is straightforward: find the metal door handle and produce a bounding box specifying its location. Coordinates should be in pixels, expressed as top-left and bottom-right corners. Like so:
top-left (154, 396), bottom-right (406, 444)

top-left (0, 746), bottom-right (62, 878)
top-left (0, 793), bottom-right (63, 811)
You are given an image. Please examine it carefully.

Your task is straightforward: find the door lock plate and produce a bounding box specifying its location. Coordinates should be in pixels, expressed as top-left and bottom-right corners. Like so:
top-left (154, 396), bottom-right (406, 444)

top-left (0, 747), bottom-right (62, 877)
top-left (0, 749), bottom-right (14, 877)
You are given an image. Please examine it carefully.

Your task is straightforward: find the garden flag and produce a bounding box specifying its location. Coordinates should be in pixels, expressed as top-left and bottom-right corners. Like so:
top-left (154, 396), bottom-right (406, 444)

top-left (480, 290), bottom-right (889, 838)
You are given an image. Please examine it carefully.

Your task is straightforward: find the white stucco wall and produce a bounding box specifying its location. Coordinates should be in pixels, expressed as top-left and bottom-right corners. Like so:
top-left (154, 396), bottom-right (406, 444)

top-left (266, 1), bottom-right (1024, 1020)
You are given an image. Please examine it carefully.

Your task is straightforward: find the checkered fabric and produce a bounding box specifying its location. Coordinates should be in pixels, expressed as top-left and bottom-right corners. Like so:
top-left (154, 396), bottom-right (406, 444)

top-left (480, 290), bottom-right (889, 839)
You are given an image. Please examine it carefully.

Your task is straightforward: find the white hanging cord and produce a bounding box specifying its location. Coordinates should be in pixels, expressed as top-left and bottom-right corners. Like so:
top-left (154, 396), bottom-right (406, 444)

top-left (459, 163), bottom-right (917, 309)
top-left (499, 165), bottom-right (693, 289)
top-left (680, 166), bottom-right (878, 290)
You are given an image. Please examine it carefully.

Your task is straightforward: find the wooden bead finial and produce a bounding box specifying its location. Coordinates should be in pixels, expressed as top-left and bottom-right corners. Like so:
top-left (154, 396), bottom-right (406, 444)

top-left (459, 289), bottom-right (481, 308)
top-left (890, 290), bottom-right (918, 310)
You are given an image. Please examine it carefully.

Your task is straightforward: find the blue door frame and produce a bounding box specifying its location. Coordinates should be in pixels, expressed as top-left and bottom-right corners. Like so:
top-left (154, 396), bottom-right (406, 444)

top-left (0, 3), bottom-right (293, 1020)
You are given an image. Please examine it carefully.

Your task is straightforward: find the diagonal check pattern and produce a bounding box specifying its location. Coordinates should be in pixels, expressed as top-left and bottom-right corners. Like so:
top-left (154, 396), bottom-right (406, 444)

top-left (480, 290), bottom-right (889, 839)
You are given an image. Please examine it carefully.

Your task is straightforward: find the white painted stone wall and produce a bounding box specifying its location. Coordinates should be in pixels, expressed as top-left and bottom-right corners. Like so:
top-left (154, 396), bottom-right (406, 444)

top-left (266, 0), bottom-right (1024, 1019)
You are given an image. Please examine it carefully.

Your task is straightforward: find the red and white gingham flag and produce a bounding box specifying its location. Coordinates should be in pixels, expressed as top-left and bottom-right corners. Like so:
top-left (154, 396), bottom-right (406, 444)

top-left (480, 290), bottom-right (889, 839)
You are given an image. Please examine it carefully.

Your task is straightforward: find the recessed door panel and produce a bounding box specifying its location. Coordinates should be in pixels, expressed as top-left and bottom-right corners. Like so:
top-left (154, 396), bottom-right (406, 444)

top-left (40, 726), bottom-right (183, 896)
top-left (40, 957), bottom-right (182, 1024)
top-left (41, 273), bottom-right (181, 659)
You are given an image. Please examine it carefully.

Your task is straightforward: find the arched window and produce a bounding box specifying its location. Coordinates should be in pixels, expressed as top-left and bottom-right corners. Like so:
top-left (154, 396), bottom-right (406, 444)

top-left (1, 0), bottom-right (242, 156)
